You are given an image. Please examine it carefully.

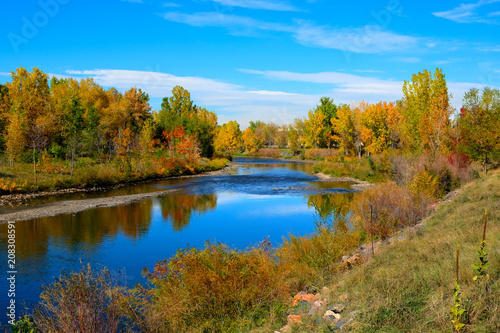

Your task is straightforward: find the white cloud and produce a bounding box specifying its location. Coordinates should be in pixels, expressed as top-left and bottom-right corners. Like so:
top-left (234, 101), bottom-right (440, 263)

top-left (161, 12), bottom-right (421, 54)
top-left (162, 2), bottom-right (181, 7)
top-left (433, 0), bottom-right (500, 24)
top-left (0, 72), bottom-right (11, 76)
top-left (209, 0), bottom-right (299, 11)
top-left (121, 0), bottom-right (143, 3)
top-left (64, 69), bottom-right (319, 127)
top-left (239, 69), bottom-right (497, 110)
top-left (291, 19), bottom-right (419, 53)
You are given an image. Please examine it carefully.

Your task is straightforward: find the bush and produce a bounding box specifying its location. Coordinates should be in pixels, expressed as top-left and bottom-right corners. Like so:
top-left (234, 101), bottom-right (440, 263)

top-left (256, 148), bottom-right (281, 158)
top-left (143, 243), bottom-right (292, 332)
top-left (33, 264), bottom-right (124, 333)
top-left (351, 182), bottom-right (426, 239)
top-left (304, 148), bottom-right (337, 160)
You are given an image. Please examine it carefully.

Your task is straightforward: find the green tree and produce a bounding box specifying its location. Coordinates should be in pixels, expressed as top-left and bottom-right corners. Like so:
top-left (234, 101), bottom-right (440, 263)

top-left (64, 96), bottom-right (85, 176)
top-left (458, 87), bottom-right (500, 173)
top-left (401, 68), bottom-right (452, 154)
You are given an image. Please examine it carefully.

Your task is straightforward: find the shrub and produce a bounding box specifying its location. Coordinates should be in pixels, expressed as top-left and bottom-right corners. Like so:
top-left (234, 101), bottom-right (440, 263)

top-left (351, 182), bottom-right (426, 239)
top-left (304, 148), bottom-right (337, 160)
top-left (33, 264), bottom-right (124, 333)
top-left (143, 243), bottom-right (292, 332)
top-left (256, 148), bottom-right (281, 158)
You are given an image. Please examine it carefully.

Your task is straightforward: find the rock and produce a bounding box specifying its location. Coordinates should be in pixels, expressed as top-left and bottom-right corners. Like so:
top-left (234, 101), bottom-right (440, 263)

top-left (397, 235), bottom-right (407, 242)
top-left (292, 291), bottom-right (319, 306)
top-left (328, 304), bottom-right (345, 313)
top-left (296, 300), bottom-right (310, 309)
top-left (341, 255), bottom-right (350, 262)
top-left (313, 300), bottom-right (323, 308)
top-left (324, 315), bottom-right (338, 323)
top-left (308, 307), bottom-right (318, 315)
top-left (336, 317), bottom-right (352, 330)
top-left (339, 293), bottom-right (349, 300)
top-left (287, 315), bottom-right (302, 324)
top-left (323, 310), bottom-right (341, 320)
top-left (315, 317), bottom-right (324, 325)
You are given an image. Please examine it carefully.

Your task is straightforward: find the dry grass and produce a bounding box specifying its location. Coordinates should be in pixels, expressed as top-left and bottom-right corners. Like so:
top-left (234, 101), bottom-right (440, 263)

top-left (314, 169), bottom-right (500, 332)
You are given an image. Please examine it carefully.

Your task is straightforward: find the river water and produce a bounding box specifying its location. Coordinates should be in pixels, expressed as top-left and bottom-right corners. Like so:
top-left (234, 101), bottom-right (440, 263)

top-left (0, 157), bottom-right (354, 313)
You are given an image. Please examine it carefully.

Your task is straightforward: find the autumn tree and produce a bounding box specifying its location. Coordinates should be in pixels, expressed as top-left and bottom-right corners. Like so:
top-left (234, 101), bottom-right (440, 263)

top-left (304, 108), bottom-right (326, 148)
top-left (242, 128), bottom-right (261, 153)
top-left (215, 121), bottom-right (241, 152)
top-left (64, 96), bottom-right (85, 176)
top-left (458, 87), bottom-right (500, 173)
top-left (7, 67), bottom-right (51, 180)
top-left (5, 113), bottom-right (25, 165)
top-left (360, 102), bottom-right (397, 155)
top-left (401, 68), bottom-right (453, 154)
top-left (332, 104), bottom-right (364, 157)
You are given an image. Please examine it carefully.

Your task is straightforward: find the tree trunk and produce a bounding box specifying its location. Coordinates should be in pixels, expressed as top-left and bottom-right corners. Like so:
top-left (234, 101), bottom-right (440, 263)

top-left (71, 150), bottom-right (74, 177)
top-left (33, 147), bottom-right (37, 182)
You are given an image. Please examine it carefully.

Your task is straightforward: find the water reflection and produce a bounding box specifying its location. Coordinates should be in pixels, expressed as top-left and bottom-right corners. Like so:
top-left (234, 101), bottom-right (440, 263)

top-left (307, 192), bottom-right (354, 231)
top-left (159, 193), bottom-right (217, 231)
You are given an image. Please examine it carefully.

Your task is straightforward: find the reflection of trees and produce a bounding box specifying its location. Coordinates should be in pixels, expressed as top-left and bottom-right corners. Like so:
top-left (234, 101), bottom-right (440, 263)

top-left (160, 194), bottom-right (217, 231)
top-left (307, 193), bottom-right (353, 231)
top-left (0, 199), bottom-right (154, 259)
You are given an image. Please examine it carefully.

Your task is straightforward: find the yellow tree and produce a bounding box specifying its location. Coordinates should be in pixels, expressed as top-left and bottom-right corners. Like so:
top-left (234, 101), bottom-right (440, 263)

top-left (401, 68), bottom-right (452, 154)
top-left (214, 121), bottom-right (241, 152)
top-left (304, 109), bottom-right (326, 148)
top-left (332, 104), bottom-right (364, 157)
top-left (6, 113), bottom-right (25, 165)
top-left (360, 101), bottom-right (395, 155)
top-left (242, 128), bottom-right (261, 153)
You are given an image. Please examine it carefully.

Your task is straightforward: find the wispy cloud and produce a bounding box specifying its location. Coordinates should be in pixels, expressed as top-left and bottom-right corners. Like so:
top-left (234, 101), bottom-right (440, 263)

top-left (433, 0), bottom-right (500, 24)
top-left (209, 0), bottom-right (299, 11)
top-left (0, 72), bottom-right (11, 76)
top-left (121, 0), bottom-right (143, 3)
top-left (392, 57), bottom-right (421, 63)
top-left (162, 2), bottom-right (181, 7)
top-left (240, 69), bottom-right (492, 109)
top-left (64, 69), bottom-right (320, 126)
top-left (161, 12), bottom-right (421, 53)
top-left (291, 19), bottom-right (419, 53)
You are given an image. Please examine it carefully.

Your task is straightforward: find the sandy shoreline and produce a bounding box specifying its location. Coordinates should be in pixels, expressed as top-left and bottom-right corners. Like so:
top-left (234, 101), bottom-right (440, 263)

top-left (313, 172), bottom-right (374, 190)
top-left (0, 190), bottom-right (178, 223)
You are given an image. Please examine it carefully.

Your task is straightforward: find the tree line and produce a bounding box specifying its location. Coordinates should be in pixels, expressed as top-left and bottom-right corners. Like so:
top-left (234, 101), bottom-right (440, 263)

top-left (0, 67), bottom-right (218, 177)
top-left (1, 67), bottom-right (499, 174)
top-left (215, 69), bottom-right (500, 173)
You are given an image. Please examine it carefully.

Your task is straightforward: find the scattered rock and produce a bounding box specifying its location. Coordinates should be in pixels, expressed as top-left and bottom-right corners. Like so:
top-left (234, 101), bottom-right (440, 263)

top-left (336, 317), bottom-right (352, 330)
top-left (287, 314), bottom-right (302, 324)
top-left (324, 310), bottom-right (341, 320)
top-left (328, 304), bottom-right (345, 313)
top-left (312, 300), bottom-right (323, 308)
top-left (292, 291), bottom-right (319, 306)
top-left (339, 293), bottom-right (349, 300)
top-left (341, 255), bottom-right (350, 262)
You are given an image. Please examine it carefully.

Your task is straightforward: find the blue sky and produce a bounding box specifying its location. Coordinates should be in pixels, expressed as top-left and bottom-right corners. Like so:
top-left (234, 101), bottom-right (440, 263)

top-left (1, 0), bottom-right (500, 127)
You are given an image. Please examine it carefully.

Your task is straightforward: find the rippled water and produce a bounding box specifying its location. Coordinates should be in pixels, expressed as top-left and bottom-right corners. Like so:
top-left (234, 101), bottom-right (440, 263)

top-left (0, 157), bottom-right (354, 310)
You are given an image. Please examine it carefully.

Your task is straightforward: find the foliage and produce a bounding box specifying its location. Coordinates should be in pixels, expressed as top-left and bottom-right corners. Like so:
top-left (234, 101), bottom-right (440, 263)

top-left (214, 120), bottom-right (241, 152)
top-left (458, 87), bottom-right (500, 174)
top-left (33, 264), bottom-right (124, 333)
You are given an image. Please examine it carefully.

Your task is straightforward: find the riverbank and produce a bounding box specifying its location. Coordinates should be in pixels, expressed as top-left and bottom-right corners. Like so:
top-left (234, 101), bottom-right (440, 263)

top-left (254, 169), bottom-right (500, 332)
top-left (0, 158), bottom-right (231, 207)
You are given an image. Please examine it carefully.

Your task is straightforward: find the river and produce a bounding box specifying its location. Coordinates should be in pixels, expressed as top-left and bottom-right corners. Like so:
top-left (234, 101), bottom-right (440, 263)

top-left (0, 157), bottom-right (354, 312)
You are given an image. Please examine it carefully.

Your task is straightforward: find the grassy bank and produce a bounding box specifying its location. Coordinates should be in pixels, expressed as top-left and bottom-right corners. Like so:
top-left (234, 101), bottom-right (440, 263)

top-left (0, 156), bottom-right (229, 195)
top-left (268, 169), bottom-right (500, 332)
